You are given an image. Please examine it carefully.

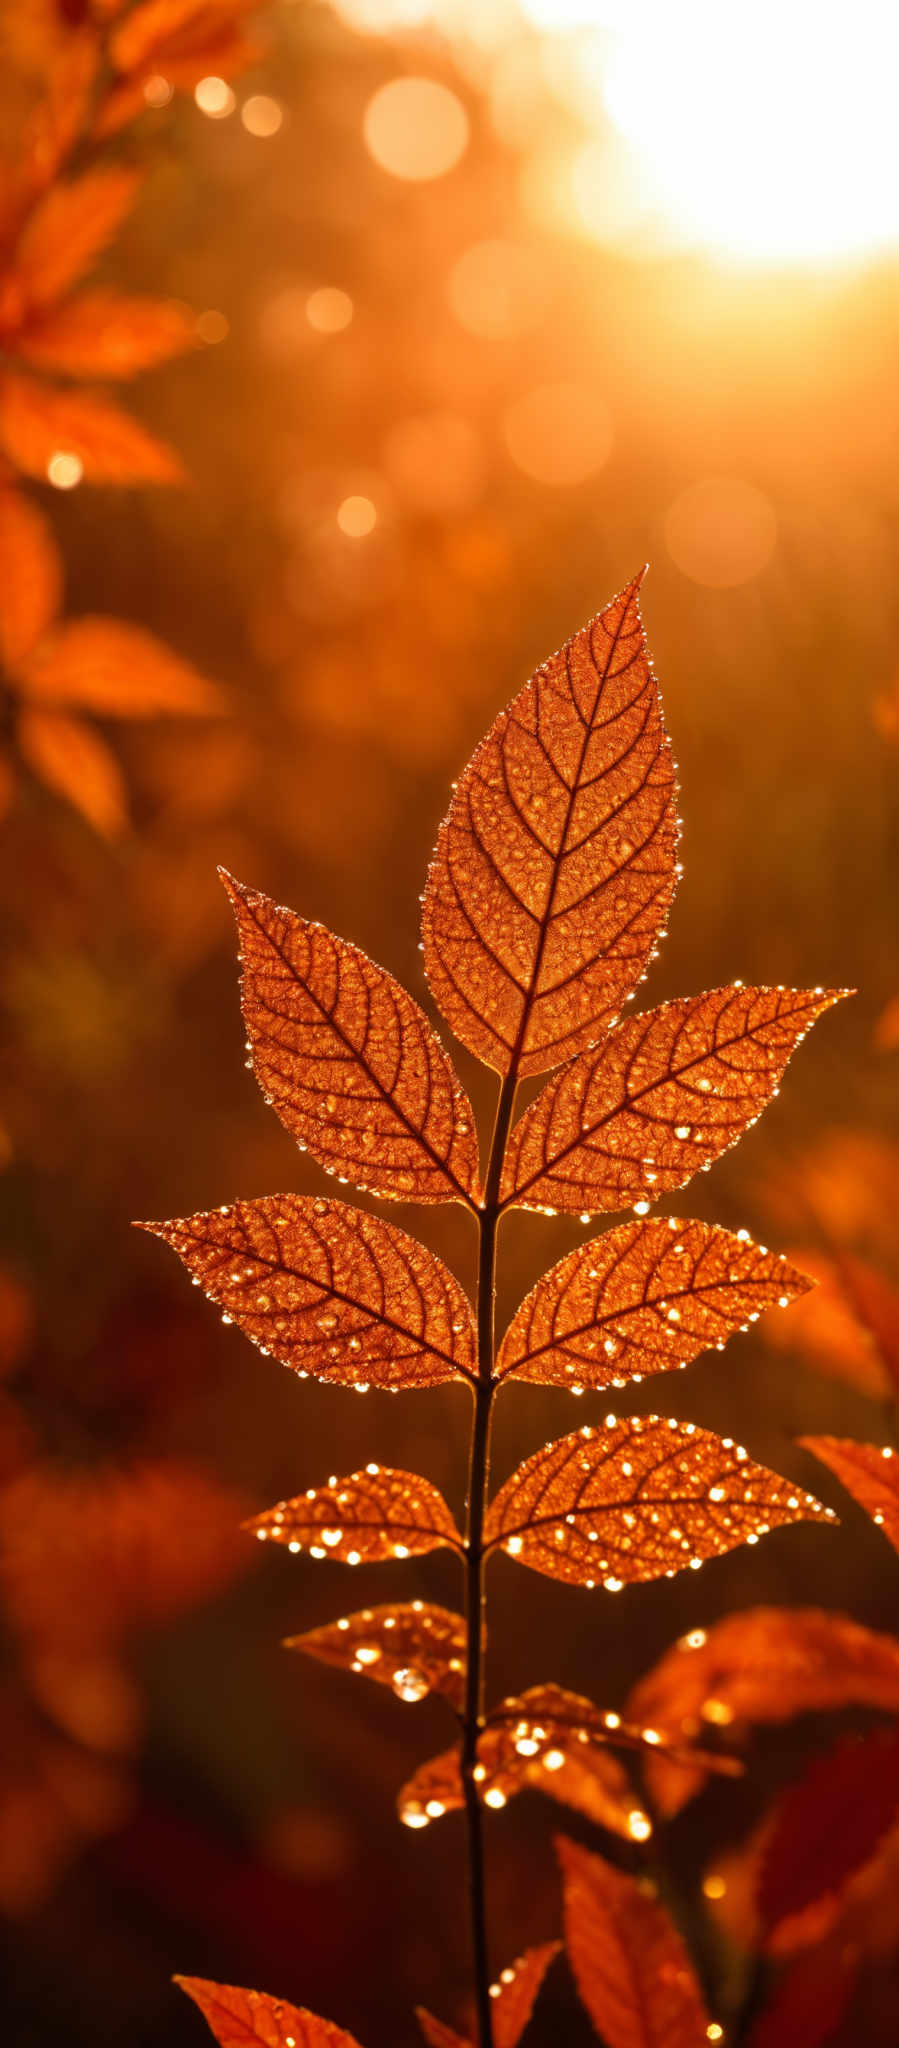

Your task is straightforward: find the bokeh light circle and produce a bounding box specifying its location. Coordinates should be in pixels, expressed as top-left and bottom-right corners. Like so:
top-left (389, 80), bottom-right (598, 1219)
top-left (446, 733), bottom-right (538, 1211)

top-left (664, 478), bottom-right (777, 587)
top-left (503, 381), bottom-right (613, 487)
top-left (446, 240), bottom-right (540, 339)
top-left (363, 77), bottom-right (469, 182)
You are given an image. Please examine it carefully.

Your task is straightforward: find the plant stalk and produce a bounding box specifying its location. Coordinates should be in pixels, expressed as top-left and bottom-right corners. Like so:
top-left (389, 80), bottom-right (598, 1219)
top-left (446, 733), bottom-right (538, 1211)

top-left (462, 1068), bottom-right (518, 2048)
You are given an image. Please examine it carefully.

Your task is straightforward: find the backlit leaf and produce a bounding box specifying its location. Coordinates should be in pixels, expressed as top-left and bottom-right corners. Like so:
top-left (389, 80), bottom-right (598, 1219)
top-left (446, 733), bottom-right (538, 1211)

top-left (484, 1416), bottom-right (833, 1587)
top-left (762, 1250), bottom-right (892, 1401)
top-left (758, 1725), bottom-right (899, 1939)
top-left (501, 985), bottom-right (847, 1216)
top-left (800, 1436), bottom-right (899, 1555)
top-left (0, 488), bottom-right (61, 671)
top-left (19, 32), bottom-right (100, 195)
top-left (626, 1607), bottom-right (899, 1816)
top-left (143, 1195), bottom-right (476, 1392)
top-left (496, 1216), bottom-right (810, 1392)
top-left (110, 0), bottom-right (257, 76)
top-left (17, 706), bottom-right (128, 838)
top-left (284, 1601), bottom-right (467, 1707)
top-left (175, 1976), bottom-right (364, 2048)
top-left (247, 1464), bottom-right (462, 1565)
top-left (558, 1834), bottom-right (713, 2048)
top-left (484, 1682), bottom-right (742, 1788)
top-left (422, 572), bottom-right (678, 1078)
top-left (416, 1942), bottom-right (560, 2048)
top-left (12, 168), bottom-right (142, 310)
top-left (397, 1720), bottom-right (644, 1840)
top-left (20, 618), bottom-right (222, 717)
top-left (15, 292), bottom-right (198, 378)
top-left (0, 375), bottom-right (184, 484)
top-left (223, 872), bottom-right (480, 1207)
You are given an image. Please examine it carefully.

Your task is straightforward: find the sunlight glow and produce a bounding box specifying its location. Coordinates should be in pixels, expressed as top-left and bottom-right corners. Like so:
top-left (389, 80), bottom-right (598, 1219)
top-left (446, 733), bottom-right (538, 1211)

top-left (522, 0), bottom-right (899, 266)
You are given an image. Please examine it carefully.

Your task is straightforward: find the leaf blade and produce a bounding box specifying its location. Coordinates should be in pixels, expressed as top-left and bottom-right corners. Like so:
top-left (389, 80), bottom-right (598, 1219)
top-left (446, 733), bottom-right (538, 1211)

top-left (14, 292), bottom-right (198, 379)
top-left (497, 1216), bottom-right (810, 1390)
top-left (0, 487), bottom-right (62, 671)
top-left (12, 167), bottom-right (141, 310)
top-left (284, 1601), bottom-right (467, 1707)
top-left (758, 1725), bottom-right (899, 1939)
top-left (558, 1835), bottom-right (713, 2048)
top-left (17, 705), bottom-right (128, 837)
top-left (799, 1436), bottom-right (899, 1555)
top-left (422, 572), bottom-right (679, 1078)
top-left (501, 985), bottom-right (849, 1216)
top-left (143, 1194), bottom-right (476, 1392)
top-left (175, 1977), bottom-right (364, 2048)
top-left (20, 617), bottom-right (222, 717)
top-left (223, 872), bottom-right (481, 1208)
top-left (484, 1417), bottom-right (834, 1587)
top-left (248, 1464), bottom-right (462, 1564)
top-left (0, 374), bottom-right (184, 485)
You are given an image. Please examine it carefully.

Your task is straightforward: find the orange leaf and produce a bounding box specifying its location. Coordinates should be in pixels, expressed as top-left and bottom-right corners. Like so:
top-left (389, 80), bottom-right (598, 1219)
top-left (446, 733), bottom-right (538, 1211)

top-left (416, 1943), bottom-right (560, 2048)
top-left (558, 1834), bottom-right (713, 2048)
top-left (758, 1725), bottom-right (899, 1940)
top-left (223, 872), bottom-right (481, 1208)
top-left (0, 375), bottom-right (184, 485)
top-left (422, 571), bottom-right (678, 1078)
top-left (15, 292), bottom-right (198, 378)
top-left (484, 1416), bottom-right (834, 1587)
top-left (11, 168), bottom-right (142, 312)
top-left (19, 31), bottom-right (100, 196)
top-left (496, 1216), bottom-right (810, 1392)
top-left (18, 704), bottom-right (128, 837)
top-left (175, 1977), bottom-right (364, 2048)
top-left (143, 1194), bottom-right (476, 1392)
top-left (95, 27), bottom-right (265, 137)
top-left (799, 1436), bottom-right (899, 1555)
top-left (110, 0), bottom-right (257, 75)
top-left (0, 487), bottom-right (61, 671)
top-left (483, 1681), bottom-right (742, 1789)
top-left (247, 1463), bottom-right (462, 1565)
top-left (285, 1601), bottom-right (467, 1707)
top-left (626, 1607), bottom-right (899, 1816)
top-left (500, 985), bottom-right (848, 1217)
top-left (762, 1250), bottom-right (891, 1402)
top-left (20, 617), bottom-right (222, 717)
top-left (398, 1720), bottom-right (645, 1841)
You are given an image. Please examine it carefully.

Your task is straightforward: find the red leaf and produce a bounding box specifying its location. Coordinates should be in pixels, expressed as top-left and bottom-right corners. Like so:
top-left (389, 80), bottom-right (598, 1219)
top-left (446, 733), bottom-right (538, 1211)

top-left (20, 617), bottom-right (221, 716)
top-left (0, 487), bottom-right (62, 671)
top-left (626, 1607), bottom-right (899, 1816)
top-left (11, 168), bottom-right (142, 311)
top-left (500, 985), bottom-right (848, 1217)
top-left (416, 1943), bottom-right (560, 2048)
top-left (285, 1601), bottom-right (467, 1708)
top-left (496, 1216), bottom-right (810, 1392)
top-left (758, 1724), bottom-right (899, 1938)
top-left (247, 1464), bottom-right (462, 1566)
top-left (484, 1416), bottom-right (833, 1587)
top-left (223, 872), bottom-right (481, 1208)
top-left (0, 374), bottom-right (184, 484)
top-left (142, 1194), bottom-right (476, 1392)
top-left (14, 292), bottom-right (198, 378)
top-left (17, 705), bottom-right (128, 838)
top-left (747, 1954), bottom-right (856, 2048)
top-left (175, 1977), bottom-right (364, 2048)
top-left (800, 1437), bottom-right (899, 1555)
top-left (558, 1834), bottom-right (713, 2048)
top-left (422, 572), bottom-right (678, 1078)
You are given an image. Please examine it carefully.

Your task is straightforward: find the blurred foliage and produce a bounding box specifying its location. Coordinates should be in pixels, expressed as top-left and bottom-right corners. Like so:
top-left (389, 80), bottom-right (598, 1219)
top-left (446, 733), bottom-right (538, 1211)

top-left (0, 2), bottom-right (898, 2045)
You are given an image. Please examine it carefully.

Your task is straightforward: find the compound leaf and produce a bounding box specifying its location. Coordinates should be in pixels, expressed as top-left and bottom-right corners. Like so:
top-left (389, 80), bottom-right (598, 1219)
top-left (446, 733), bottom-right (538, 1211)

top-left (422, 572), bottom-right (678, 1078)
top-left (799, 1436), bottom-right (899, 1556)
top-left (284, 1601), bottom-right (466, 1707)
top-left (247, 1464), bottom-right (461, 1565)
top-left (484, 1417), bottom-right (834, 1587)
top-left (223, 871), bottom-right (480, 1208)
top-left (175, 1977), bottom-right (364, 2048)
top-left (501, 985), bottom-right (848, 1217)
top-left (144, 1195), bottom-right (476, 1392)
top-left (558, 1835), bottom-right (713, 2048)
top-left (626, 1607), bottom-right (899, 1816)
top-left (496, 1216), bottom-right (810, 1392)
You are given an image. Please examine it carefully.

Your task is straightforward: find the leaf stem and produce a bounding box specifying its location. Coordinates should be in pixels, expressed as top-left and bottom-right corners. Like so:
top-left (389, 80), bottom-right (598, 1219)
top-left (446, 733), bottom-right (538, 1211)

top-left (462, 1067), bottom-right (518, 2048)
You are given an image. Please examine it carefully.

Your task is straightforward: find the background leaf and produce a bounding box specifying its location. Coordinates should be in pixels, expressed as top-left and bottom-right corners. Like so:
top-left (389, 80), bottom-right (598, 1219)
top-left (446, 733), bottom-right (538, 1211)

top-left (223, 872), bottom-right (480, 1207)
top-left (496, 1216), bottom-right (810, 1391)
top-left (501, 985), bottom-right (847, 1216)
top-left (144, 1194), bottom-right (476, 1392)
top-left (15, 292), bottom-right (198, 379)
top-left (17, 705), bottom-right (128, 838)
top-left (416, 1943), bottom-right (560, 2048)
top-left (9, 168), bottom-right (142, 311)
top-left (757, 1724), bottom-right (899, 1940)
top-left (20, 618), bottom-right (222, 717)
top-left (485, 1416), bottom-right (833, 1586)
top-left (0, 374), bottom-right (184, 484)
top-left (0, 487), bottom-right (62, 672)
top-left (799, 1436), bottom-right (899, 1554)
top-left (558, 1834), bottom-right (713, 2048)
top-left (422, 572), bottom-right (678, 1077)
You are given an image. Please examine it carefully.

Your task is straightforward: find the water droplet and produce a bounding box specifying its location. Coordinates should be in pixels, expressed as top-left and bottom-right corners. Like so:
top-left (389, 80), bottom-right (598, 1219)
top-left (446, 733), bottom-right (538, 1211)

top-left (392, 1666), bottom-right (429, 1703)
